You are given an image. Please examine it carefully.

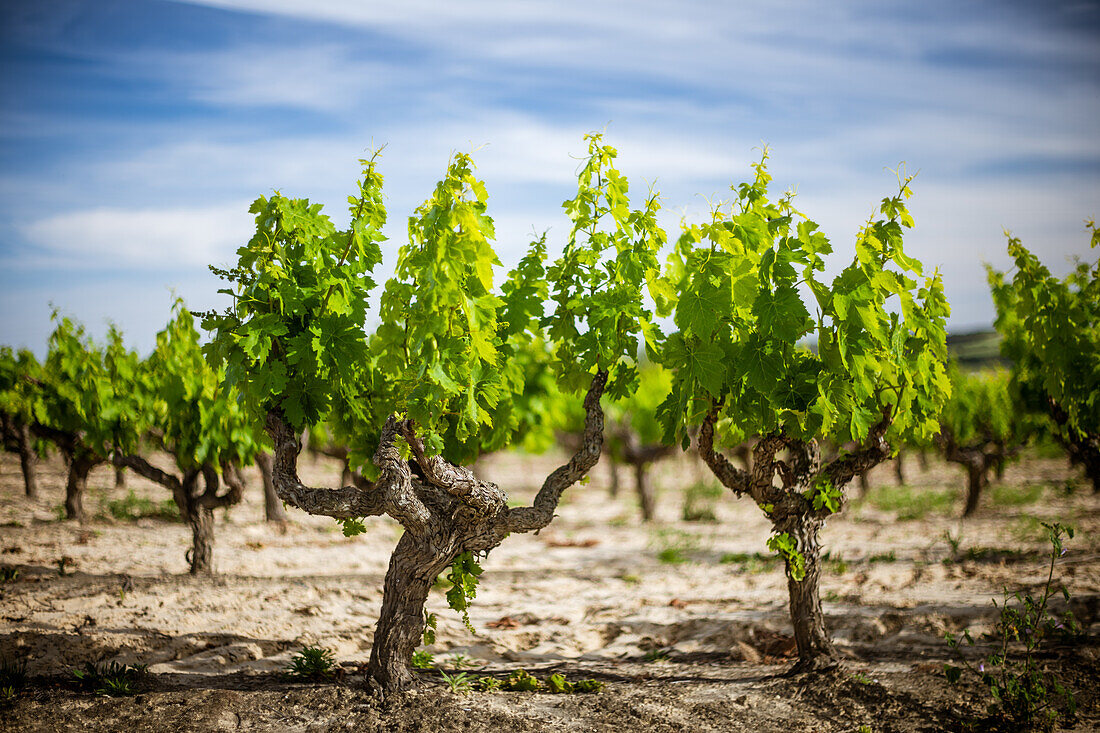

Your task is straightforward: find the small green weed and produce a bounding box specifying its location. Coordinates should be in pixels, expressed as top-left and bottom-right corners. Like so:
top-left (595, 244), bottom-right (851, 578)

top-left (657, 548), bottom-right (688, 564)
top-left (466, 669), bottom-right (602, 694)
top-left (681, 481), bottom-right (723, 522)
top-left (447, 653), bottom-right (483, 670)
top-left (867, 485), bottom-right (954, 520)
top-left (990, 483), bottom-right (1043, 507)
top-left (473, 675), bottom-right (502, 692)
top-left (282, 646), bottom-right (337, 681)
top-left (411, 650), bottom-right (435, 669)
top-left (0, 656), bottom-right (28, 702)
top-left (653, 529), bottom-right (697, 565)
top-left (945, 523), bottom-right (1079, 731)
top-left (502, 669), bottom-right (539, 691)
top-left (943, 529), bottom-right (962, 558)
top-left (547, 672), bottom-right (604, 694)
top-left (0, 567), bottom-right (19, 583)
top-left (823, 551), bottom-right (848, 574)
top-left (104, 491), bottom-right (180, 521)
top-left (1010, 515), bottom-right (1049, 543)
top-left (868, 551), bottom-right (896, 564)
top-left (643, 648), bottom-right (671, 663)
top-left (439, 670), bottom-right (471, 694)
top-left (72, 661), bottom-right (147, 696)
top-left (719, 552), bottom-right (778, 573)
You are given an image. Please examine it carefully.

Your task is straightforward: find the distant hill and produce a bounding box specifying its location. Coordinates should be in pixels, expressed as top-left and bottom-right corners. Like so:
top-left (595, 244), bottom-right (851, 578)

top-left (946, 330), bottom-right (1007, 369)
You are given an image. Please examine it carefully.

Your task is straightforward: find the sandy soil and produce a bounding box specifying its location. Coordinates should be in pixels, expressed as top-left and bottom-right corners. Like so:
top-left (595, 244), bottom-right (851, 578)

top-left (1, 447), bottom-right (1097, 732)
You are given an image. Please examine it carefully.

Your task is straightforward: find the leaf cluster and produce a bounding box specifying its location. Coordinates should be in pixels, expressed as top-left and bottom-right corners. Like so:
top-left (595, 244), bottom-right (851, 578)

top-left (444, 551), bottom-right (484, 632)
top-left (203, 137), bottom-right (659, 483)
top-left (200, 154), bottom-right (386, 433)
top-left (36, 316), bottom-right (145, 459)
top-left (987, 223), bottom-right (1099, 448)
top-left (655, 152), bottom-right (950, 450)
top-left (939, 364), bottom-right (1044, 447)
top-left (544, 133), bottom-right (665, 400)
top-left (145, 301), bottom-right (262, 471)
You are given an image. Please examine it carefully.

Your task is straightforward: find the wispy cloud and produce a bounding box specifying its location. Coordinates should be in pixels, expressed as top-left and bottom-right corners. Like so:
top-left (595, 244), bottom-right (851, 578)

top-left (16, 202), bottom-right (253, 270)
top-left (0, 0), bottom-right (1097, 351)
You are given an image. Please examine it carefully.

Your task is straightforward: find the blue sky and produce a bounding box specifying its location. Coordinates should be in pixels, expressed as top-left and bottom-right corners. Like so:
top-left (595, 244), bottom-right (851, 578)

top-left (1, 0), bottom-right (1098, 353)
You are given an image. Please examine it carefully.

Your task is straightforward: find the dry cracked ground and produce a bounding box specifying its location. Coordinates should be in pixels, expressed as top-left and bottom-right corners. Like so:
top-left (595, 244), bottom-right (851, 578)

top-left (1, 447), bottom-right (1098, 732)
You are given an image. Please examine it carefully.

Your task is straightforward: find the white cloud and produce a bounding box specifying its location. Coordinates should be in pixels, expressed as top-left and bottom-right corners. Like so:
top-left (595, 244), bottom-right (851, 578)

top-left (177, 44), bottom-right (403, 112)
top-left (18, 202), bottom-right (254, 269)
top-left (3, 0), bottom-right (1097, 352)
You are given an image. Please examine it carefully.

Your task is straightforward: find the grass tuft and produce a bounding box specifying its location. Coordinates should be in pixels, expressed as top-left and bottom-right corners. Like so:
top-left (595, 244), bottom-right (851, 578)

top-left (282, 646), bottom-right (337, 681)
top-left (866, 485), bottom-right (954, 520)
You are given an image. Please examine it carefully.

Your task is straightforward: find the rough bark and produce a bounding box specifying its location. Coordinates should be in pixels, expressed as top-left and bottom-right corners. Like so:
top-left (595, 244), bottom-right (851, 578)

top-left (617, 427), bottom-right (672, 522)
top-left (698, 402), bottom-right (893, 672)
top-left (114, 454), bottom-right (246, 573)
top-left (936, 430), bottom-right (1011, 518)
top-left (367, 533), bottom-right (454, 691)
top-left (15, 423), bottom-right (39, 499)
top-left (780, 515), bottom-right (838, 672)
top-left (2, 415), bottom-right (41, 499)
top-left (264, 413), bottom-right (387, 520)
top-left (255, 452), bottom-right (289, 523)
top-left (180, 471), bottom-right (214, 574)
top-left (964, 462), bottom-right (986, 517)
top-left (606, 455), bottom-right (620, 498)
top-left (65, 454), bottom-right (98, 522)
top-left (264, 369), bottom-right (609, 694)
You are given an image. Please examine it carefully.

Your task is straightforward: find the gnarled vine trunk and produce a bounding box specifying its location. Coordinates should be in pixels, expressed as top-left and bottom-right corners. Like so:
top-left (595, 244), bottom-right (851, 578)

top-left (368, 534), bottom-right (454, 691)
top-left (114, 455), bottom-right (245, 574)
top-left (618, 429), bottom-right (672, 522)
top-left (2, 417), bottom-right (40, 499)
top-left (187, 504), bottom-right (216, 574)
top-left (263, 370), bottom-right (608, 695)
top-left (698, 404), bottom-right (893, 674)
top-left (65, 454), bottom-right (98, 522)
top-left (964, 462), bottom-right (986, 517)
top-left (19, 441), bottom-right (39, 499)
top-left (178, 470), bottom-right (214, 574)
top-left (937, 432), bottom-right (1009, 518)
top-left (606, 455), bottom-right (620, 498)
top-left (15, 424), bottom-right (39, 499)
top-left (778, 514), bottom-right (837, 671)
top-left (255, 452), bottom-right (289, 523)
